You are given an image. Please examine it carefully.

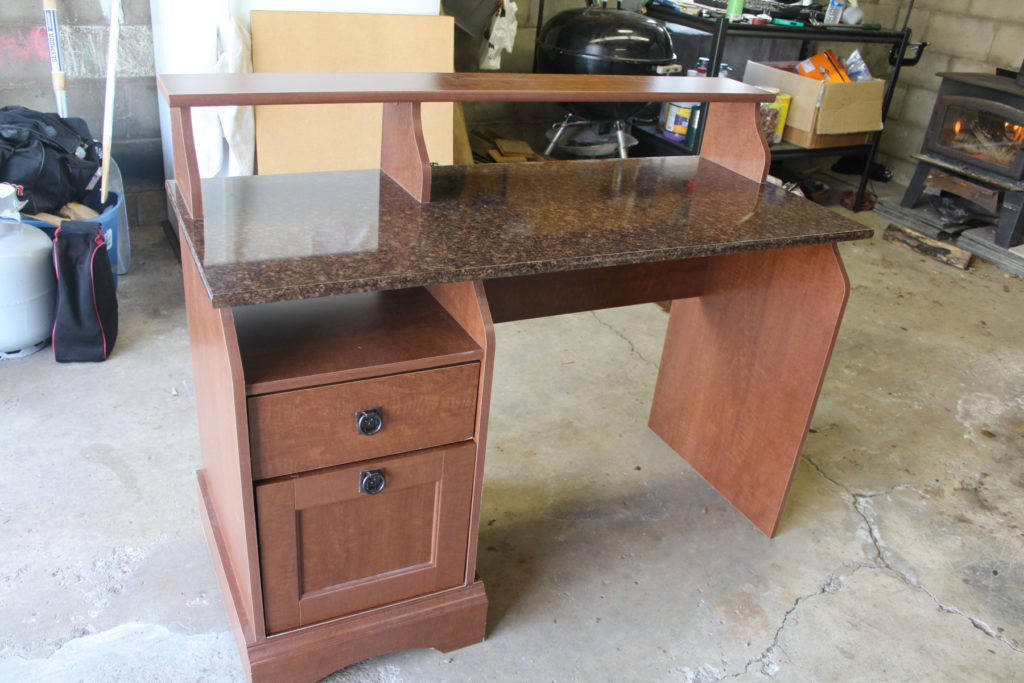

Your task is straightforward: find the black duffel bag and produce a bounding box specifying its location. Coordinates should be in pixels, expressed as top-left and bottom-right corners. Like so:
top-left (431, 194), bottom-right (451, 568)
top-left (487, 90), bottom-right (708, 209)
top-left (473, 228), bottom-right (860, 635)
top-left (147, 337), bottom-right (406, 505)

top-left (52, 221), bottom-right (118, 362)
top-left (0, 105), bottom-right (101, 215)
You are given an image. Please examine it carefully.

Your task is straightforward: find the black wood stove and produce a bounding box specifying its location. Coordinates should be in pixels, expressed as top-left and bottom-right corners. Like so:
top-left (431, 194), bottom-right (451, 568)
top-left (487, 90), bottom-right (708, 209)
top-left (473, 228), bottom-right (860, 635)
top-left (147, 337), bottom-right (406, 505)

top-left (902, 60), bottom-right (1024, 248)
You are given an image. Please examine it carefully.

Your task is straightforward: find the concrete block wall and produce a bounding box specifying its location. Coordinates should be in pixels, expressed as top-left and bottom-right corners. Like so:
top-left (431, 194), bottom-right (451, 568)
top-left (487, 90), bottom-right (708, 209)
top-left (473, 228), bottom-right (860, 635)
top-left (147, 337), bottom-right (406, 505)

top-left (0, 0), bottom-right (166, 227)
top-left (853, 0), bottom-right (1024, 185)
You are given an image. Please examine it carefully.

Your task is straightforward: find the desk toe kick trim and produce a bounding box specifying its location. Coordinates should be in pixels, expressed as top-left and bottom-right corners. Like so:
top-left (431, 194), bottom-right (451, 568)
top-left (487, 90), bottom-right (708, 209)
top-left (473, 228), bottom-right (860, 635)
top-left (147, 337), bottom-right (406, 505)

top-left (649, 244), bottom-right (850, 537)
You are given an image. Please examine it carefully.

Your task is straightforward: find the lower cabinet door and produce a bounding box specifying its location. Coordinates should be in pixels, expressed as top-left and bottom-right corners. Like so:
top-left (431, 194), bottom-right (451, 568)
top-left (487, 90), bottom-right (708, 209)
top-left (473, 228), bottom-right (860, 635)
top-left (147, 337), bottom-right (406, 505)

top-left (255, 442), bottom-right (477, 635)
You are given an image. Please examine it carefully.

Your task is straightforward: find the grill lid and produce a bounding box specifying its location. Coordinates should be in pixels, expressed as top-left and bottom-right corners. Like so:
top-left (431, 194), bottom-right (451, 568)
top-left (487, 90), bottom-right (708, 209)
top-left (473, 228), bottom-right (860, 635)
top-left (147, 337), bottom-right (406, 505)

top-left (538, 8), bottom-right (676, 66)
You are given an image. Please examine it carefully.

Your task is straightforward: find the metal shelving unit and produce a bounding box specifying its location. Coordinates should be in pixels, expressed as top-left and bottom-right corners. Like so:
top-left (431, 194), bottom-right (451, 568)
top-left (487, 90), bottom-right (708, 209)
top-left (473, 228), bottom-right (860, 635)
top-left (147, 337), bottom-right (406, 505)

top-left (643, 4), bottom-right (914, 210)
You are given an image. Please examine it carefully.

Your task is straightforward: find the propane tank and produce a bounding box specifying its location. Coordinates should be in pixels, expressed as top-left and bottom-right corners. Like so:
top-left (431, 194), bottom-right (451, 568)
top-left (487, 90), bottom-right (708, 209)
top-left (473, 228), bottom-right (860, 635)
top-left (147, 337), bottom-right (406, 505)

top-left (1, 186), bottom-right (57, 357)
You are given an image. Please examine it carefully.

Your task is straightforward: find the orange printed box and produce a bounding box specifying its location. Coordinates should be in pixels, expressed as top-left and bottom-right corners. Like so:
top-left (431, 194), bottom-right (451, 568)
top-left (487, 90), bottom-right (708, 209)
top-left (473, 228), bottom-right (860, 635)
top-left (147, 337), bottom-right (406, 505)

top-left (797, 49), bottom-right (850, 83)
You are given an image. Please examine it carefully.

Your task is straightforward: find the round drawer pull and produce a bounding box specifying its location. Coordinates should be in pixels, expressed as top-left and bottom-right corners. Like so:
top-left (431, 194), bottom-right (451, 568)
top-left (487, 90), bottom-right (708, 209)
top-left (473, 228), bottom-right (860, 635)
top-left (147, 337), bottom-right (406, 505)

top-left (355, 407), bottom-right (383, 436)
top-left (359, 468), bottom-right (387, 495)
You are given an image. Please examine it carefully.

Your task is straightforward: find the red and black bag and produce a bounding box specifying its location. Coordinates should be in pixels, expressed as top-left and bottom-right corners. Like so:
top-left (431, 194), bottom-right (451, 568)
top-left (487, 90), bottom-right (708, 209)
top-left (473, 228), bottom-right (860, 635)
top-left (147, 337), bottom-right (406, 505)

top-left (52, 221), bottom-right (118, 362)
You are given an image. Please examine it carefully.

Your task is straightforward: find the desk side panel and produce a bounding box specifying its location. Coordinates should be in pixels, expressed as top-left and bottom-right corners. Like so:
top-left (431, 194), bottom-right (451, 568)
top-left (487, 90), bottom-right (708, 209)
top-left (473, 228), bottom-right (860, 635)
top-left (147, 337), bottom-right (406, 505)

top-left (427, 281), bottom-right (495, 586)
top-left (649, 244), bottom-right (849, 537)
top-left (700, 101), bottom-right (770, 183)
top-left (179, 228), bottom-right (265, 640)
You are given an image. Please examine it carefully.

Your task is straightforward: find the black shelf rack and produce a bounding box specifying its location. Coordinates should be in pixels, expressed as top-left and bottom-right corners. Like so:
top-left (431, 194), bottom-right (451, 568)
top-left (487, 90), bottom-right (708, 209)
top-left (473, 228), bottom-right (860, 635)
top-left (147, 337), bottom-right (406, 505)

top-left (643, 4), bottom-right (913, 210)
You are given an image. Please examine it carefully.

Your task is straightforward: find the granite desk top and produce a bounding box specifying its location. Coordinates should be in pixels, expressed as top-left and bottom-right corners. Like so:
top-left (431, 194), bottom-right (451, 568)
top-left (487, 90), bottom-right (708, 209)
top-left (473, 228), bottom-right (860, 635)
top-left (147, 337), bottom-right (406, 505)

top-left (169, 156), bottom-right (873, 308)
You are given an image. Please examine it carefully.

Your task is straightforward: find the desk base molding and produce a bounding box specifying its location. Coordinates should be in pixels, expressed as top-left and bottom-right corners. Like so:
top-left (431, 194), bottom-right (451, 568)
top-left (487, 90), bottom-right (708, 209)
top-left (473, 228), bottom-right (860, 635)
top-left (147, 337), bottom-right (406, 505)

top-left (246, 583), bottom-right (487, 682)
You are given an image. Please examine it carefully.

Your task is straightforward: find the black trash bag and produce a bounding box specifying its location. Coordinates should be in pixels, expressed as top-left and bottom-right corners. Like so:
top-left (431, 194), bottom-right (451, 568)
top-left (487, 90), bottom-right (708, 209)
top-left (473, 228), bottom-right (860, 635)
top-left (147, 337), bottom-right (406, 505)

top-left (0, 105), bottom-right (101, 214)
top-left (52, 221), bottom-right (118, 362)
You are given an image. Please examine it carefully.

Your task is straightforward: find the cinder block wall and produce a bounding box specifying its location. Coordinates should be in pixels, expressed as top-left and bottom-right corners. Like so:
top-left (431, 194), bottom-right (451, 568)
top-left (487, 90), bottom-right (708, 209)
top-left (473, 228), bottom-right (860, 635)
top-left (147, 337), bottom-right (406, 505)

top-left (849, 0), bottom-right (1024, 185)
top-left (0, 0), bottom-right (165, 226)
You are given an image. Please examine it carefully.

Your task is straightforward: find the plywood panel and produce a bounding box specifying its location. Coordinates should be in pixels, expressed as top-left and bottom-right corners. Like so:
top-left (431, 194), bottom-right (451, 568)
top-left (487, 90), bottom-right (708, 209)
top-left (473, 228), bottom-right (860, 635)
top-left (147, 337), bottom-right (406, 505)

top-left (250, 11), bottom-right (454, 174)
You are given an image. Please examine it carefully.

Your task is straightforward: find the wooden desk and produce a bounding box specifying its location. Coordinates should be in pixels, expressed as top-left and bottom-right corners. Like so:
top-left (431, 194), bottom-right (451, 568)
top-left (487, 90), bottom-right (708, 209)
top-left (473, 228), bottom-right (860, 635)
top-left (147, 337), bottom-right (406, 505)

top-left (159, 73), bottom-right (871, 681)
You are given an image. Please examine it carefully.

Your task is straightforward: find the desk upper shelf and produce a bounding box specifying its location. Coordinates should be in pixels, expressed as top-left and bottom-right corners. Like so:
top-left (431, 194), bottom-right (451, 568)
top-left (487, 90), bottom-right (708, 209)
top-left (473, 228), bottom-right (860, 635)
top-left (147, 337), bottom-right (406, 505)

top-left (157, 72), bottom-right (772, 107)
top-left (158, 72), bottom-right (775, 212)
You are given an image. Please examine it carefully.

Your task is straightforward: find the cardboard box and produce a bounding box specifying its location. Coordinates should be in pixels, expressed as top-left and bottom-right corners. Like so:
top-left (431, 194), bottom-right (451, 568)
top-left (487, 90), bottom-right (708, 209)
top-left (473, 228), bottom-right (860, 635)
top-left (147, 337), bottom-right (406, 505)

top-left (742, 60), bottom-right (883, 148)
top-left (781, 127), bottom-right (871, 149)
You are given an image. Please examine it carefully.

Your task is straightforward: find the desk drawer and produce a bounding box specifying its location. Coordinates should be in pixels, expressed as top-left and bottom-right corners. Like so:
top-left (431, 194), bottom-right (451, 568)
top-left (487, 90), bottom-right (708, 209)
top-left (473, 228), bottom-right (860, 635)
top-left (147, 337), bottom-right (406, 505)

top-left (249, 363), bottom-right (479, 480)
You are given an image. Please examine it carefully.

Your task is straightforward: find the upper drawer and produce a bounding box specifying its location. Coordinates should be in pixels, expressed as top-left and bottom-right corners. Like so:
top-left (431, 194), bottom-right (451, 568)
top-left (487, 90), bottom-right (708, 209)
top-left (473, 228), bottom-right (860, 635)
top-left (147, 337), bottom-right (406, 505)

top-left (249, 362), bottom-right (478, 479)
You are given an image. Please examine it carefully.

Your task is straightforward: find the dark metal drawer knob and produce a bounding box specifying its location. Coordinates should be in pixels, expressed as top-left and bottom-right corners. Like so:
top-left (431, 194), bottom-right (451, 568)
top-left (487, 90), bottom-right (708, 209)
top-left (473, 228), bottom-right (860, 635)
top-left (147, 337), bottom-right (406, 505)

top-left (355, 407), bottom-right (383, 436)
top-left (359, 468), bottom-right (386, 495)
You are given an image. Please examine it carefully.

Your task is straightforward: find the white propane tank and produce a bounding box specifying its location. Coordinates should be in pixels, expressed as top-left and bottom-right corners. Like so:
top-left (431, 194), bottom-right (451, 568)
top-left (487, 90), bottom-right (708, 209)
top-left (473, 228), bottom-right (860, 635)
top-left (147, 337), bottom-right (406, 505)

top-left (0, 217), bottom-right (57, 358)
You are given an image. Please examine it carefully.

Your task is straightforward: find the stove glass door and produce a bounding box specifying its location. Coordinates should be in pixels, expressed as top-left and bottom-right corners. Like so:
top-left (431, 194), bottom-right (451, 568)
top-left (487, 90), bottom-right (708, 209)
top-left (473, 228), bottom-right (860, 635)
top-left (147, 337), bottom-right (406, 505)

top-left (936, 102), bottom-right (1024, 171)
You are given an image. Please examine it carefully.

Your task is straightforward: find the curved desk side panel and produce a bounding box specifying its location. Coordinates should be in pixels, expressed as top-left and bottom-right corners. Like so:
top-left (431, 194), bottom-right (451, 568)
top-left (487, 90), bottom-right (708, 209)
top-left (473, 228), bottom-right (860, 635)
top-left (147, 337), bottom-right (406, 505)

top-left (176, 215), bottom-right (266, 653)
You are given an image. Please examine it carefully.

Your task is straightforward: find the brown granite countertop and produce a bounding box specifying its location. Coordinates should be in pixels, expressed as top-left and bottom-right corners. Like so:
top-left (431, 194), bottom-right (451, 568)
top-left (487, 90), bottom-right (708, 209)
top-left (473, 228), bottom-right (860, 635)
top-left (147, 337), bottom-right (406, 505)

top-left (170, 156), bottom-right (873, 307)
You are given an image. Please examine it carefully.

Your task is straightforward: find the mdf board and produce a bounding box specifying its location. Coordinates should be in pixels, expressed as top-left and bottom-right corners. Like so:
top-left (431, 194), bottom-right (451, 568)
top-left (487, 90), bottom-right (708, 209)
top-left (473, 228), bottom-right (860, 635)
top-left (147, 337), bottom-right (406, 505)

top-left (250, 11), bottom-right (454, 174)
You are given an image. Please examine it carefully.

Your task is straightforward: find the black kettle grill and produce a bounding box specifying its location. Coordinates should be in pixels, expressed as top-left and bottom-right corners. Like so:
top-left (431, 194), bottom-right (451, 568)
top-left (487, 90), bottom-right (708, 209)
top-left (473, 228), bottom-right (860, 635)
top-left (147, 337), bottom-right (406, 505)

top-left (536, 7), bottom-right (678, 157)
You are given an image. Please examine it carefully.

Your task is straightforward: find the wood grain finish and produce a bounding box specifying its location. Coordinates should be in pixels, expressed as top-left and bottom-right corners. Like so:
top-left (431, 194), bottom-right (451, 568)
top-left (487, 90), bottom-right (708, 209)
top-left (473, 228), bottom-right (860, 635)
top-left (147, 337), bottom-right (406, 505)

top-left (158, 72), bottom-right (772, 108)
top-left (425, 281), bottom-right (495, 585)
top-left (168, 107), bottom-right (202, 222)
top-left (255, 443), bottom-right (477, 634)
top-left (196, 470), bottom-right (256, 671)
top-left (157, 72), bottom-right (773, 216)
top-left (248, 363), bottom-right (479, 480)
top-left (232, 288), bottom-right (482, 395)
top-left (178, 226), bottom-right (265, 640)
top-left (248, 582), bottom-right (487, 681)
top-left (380, 101), bottom-right (432, 202)
top-left (483, 259), bottom-right (708, 324)
top-left (700, 101), bottom-right (771, 183)
top-left (648, 244), bottom-right (850, 537)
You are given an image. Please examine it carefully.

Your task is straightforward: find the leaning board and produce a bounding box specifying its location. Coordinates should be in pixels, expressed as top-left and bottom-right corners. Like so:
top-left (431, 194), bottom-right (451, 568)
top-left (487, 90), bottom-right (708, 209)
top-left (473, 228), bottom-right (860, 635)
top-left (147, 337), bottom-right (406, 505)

top-left (250, 11), bottom-right (454, 174)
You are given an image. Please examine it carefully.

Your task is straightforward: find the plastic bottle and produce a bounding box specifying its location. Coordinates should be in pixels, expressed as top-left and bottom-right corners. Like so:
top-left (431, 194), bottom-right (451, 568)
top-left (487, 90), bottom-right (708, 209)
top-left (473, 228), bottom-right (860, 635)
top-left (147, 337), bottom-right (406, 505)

top-left (726, 0), bottom-right (744, 22)
top-left (824, 0), bottom-right (846, 24)
top-left (662, 102), bottom-right (698, 142)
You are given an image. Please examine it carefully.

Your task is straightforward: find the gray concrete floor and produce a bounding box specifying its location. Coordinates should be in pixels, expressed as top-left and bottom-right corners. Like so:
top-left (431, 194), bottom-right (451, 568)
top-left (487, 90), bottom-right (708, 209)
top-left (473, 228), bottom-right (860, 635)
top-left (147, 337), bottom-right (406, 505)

top-left (2, 202), bottom-right (1023, 682)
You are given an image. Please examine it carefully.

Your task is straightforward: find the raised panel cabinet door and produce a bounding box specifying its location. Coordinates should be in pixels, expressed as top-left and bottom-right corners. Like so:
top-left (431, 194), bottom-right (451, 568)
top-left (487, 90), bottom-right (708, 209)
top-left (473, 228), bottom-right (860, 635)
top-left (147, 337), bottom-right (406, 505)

top-left (255, 442), bottom-right (477, 635)
top-left (249, 363), bottom-right (479, 479)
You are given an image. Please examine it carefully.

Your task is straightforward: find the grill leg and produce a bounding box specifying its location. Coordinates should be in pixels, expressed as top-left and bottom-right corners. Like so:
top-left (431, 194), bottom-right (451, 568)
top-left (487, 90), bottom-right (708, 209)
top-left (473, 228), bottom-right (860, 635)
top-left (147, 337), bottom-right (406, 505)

top-left (614, 121), bottom-right (628, 159)
top-left (544, 114), bottom-right (575, 156)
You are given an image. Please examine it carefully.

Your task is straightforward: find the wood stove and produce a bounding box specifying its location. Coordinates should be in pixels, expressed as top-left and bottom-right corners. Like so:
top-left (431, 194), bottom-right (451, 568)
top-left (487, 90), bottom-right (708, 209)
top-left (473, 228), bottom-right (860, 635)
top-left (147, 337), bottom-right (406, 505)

top-left (901, 62), bottom-right (1024, 248)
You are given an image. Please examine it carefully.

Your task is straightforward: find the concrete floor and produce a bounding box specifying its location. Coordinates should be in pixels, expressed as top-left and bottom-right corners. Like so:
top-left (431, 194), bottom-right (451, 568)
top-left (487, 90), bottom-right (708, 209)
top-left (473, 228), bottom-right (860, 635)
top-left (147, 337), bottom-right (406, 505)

top-left (1, 203), bottom-right (1023, 681)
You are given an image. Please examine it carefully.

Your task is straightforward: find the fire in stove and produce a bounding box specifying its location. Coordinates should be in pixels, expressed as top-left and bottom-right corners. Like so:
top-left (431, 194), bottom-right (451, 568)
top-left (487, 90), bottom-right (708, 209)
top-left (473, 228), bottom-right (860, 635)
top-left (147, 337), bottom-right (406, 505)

top-left (938, 104), bottom-right (1024, 169)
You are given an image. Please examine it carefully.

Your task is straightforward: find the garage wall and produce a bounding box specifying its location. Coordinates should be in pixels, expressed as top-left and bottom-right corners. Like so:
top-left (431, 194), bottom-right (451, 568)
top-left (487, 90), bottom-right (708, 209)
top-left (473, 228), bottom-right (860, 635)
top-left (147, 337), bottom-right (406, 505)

top-left (0, 0), bottom-right (166, 226)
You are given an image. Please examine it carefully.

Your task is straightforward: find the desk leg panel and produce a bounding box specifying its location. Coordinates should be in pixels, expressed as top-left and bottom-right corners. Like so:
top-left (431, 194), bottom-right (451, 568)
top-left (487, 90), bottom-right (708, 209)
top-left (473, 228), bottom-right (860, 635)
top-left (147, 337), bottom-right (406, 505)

top-left (179, 230), bottom-right (265, 639)
top-left (426, 281), bottom-right (496, 586)
top-left (649, 244), bottom-right (849, 537)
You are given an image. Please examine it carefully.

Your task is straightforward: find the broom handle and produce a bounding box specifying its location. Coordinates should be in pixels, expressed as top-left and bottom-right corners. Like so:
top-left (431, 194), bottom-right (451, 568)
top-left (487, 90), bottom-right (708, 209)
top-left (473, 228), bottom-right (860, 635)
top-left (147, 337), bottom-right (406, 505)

top-left (42, 0), bottom-right (68, 117)
top-left (100, 0), bottom-right (121, 203)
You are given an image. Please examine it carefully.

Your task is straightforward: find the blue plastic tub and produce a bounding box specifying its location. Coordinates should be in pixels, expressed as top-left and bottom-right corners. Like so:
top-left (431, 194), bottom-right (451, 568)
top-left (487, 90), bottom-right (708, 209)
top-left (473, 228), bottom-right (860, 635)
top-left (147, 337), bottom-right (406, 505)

top-left (22, 190), bottom-right (120, 287)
